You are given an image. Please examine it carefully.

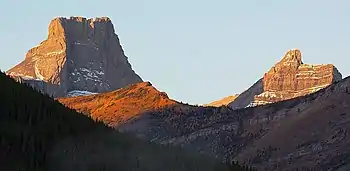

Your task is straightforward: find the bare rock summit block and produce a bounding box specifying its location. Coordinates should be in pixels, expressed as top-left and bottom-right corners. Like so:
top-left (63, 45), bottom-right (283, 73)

top-left (7, 16), bottom-right (142, 97)
top-left (229, 49), bottom-right (342, 108)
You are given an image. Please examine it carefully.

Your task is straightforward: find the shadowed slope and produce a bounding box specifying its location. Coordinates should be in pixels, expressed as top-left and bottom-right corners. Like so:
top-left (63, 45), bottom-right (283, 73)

top-left (234, 77), bottom-right (350, 170)
top-left (117, 76), bottom-right (350, 171)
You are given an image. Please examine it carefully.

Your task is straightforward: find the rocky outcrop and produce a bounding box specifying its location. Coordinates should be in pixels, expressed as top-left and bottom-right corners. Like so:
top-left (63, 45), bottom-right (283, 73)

top-left (7, 16), bottom-right (142, 97)
top-left (203, 94), bottom-right (239, 107)
top-left (229, 49), bottom-right (342, 108)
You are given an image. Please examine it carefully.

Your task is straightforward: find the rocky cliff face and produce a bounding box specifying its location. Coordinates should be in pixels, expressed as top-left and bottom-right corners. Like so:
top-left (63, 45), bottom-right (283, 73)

top-left (7, 16), bottom-right (142, 97)
top-left (229, 49), bottom-right (342, 108)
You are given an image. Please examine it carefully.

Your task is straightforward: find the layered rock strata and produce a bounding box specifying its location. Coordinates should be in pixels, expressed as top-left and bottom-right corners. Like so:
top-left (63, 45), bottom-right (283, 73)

top-left (229, 49), bottom-right (342, 108)
top-left (7, 16), bottom-right (142, 97)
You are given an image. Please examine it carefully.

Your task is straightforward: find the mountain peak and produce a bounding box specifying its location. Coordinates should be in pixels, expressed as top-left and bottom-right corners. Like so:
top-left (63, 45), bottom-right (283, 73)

top-left (277, 48), bottom-right (303, 68)
top-left (229, 48), bottom-right (341, 109)
top-left (282, 48), bottom-right (302, 62)
top-left (50, 16), bottom-right (112, 27)
top-left (7, 17), bottom-right (142, 97)
top-left (256, 48), bottom-right (342, 106)
top-left (48, 16), bottom-right (115, 39)
top-left (53, 16), bottom-right (111, 22)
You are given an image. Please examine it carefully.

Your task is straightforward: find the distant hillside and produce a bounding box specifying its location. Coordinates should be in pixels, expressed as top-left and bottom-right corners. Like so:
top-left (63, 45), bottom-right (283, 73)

top-left (234, 76), bottom-right (350, 170)
top-left (0, 71), bottom-right (251, 171)
top-left (203, 95), bottom-right (239, 107)
top-left (116, 76), bottom-right (350, 171)
top-left (58, 81), bottom-right (183, 126)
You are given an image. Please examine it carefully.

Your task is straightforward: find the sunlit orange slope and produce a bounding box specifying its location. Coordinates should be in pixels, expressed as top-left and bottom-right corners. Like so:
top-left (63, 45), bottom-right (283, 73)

top-left (57, 82), bottom-right (179, 126)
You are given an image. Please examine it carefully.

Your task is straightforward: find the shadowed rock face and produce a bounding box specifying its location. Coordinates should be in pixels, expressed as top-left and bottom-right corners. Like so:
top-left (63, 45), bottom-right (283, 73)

top-left (7, 16), bottom-right (142, 97)
top-left (228, 79), bottom-right (264, 109)
top-left (229, 49), bottom-right (342, 109)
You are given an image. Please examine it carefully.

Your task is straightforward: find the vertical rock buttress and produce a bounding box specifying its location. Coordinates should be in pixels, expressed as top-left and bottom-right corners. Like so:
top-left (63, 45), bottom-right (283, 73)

top-left (7, 16), bottom-right (143, 97)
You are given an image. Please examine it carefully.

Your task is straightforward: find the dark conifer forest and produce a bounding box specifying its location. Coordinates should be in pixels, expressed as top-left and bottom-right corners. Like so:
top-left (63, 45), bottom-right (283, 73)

top-left (0, 71), bottom-right (255, 171)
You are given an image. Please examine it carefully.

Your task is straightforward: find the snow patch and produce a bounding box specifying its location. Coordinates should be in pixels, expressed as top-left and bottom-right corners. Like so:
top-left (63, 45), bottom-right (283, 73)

top-left (74, 42), bottom-right (88, 46)
top-left (70, 67), bottom-right (104, 83)
top-left (96, 70), bottom-right (104, 75)
top-left (46, 50), bottom-right (64, 56)
top-left (7, 72), bottom-right (42, 81)
top-left (66, 90), bottom-right (98, 97)
top-left (256, 91), bottom-right (278, 98)
top-left (73, 41), bottom-right (99, 50)
top-left (246, 100), bottom-right (271, 108)
top-left (34, 62), bottom-right (45, 80)
top-left (305, 84), bottom-right (329, 93)
top-left (80, 67), bottom-right (104, 77)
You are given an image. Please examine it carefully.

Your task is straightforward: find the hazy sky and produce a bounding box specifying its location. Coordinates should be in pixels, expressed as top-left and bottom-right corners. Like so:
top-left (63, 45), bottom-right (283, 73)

top-left (1, 0), bottom-right (349, 104)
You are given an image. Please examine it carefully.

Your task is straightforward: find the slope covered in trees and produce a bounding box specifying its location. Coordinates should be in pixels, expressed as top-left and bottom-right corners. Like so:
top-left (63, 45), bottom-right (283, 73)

top-left (0, 71), bottom-right (254, 171)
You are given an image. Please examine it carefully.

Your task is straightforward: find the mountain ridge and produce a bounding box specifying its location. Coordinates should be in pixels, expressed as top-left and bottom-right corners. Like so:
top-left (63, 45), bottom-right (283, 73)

top-left (58, 81), bottom-right (183, 126)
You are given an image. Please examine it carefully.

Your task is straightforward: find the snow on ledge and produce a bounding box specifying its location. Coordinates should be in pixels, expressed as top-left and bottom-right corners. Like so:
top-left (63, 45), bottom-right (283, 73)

top-left (66, 90), bottom-right (98, 97)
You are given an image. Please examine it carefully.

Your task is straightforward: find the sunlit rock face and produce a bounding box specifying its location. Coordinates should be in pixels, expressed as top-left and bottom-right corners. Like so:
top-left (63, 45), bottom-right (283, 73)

top-left (7, 16), bottom-right (142, 97)
top-left (229, 49), bottom-right (342, 108)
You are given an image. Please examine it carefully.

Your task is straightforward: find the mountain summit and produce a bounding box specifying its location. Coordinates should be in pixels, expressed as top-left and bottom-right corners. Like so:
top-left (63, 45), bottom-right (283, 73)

top-left (7, 16), bottom-right (142, 97)
top-left (229, 49), bottom-right (342, 108)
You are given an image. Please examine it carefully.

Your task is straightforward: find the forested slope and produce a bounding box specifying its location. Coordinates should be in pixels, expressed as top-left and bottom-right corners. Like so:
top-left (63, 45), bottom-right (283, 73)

top-left (0, 71), bottom-right (254, 171)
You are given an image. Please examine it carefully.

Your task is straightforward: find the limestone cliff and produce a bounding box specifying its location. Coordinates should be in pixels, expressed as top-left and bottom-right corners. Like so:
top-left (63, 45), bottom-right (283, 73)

top-left (229, 49), bottom-right (342, 108)
top-left (7, 16), bottom-right (142, 97)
